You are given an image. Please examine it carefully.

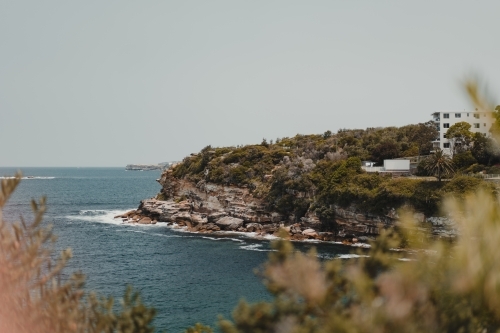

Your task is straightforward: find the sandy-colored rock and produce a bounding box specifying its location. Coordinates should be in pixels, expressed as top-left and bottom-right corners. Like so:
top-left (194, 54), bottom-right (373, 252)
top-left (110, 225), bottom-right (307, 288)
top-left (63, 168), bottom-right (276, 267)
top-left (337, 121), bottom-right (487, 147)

top-left (191, 214), bottom-right (208, 225)
top-left (173, 211), bottom-right (191, 223)
top-left (138, 217), bottom-right (152, 224)
top-left (216, 216), bottom-right (244, 230)
top-left (302, 228), bottom-right (318, 238)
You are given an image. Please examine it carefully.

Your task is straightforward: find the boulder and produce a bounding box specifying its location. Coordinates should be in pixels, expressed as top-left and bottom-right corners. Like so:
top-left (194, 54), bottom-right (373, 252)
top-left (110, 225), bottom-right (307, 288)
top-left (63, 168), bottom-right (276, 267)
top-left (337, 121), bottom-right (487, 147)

top-left (190, 214), bottom-right (208, 225)
top-left (138, 217), bottom-right (152, 224)
top-left (216, 216), bottom-right (244, 230)
top-left (205, 223), bottom-right (221, 232)
top-left (302, 228), bottom-right (319, 238)
top-left (262, 223), bottom-right (278, 234)
top-left (245, 223), bottom-right (262, 232)
top-left (291, 233), bottom-right (306, 240)
top-left (290, 224), bottom-right (302, 234)
top-left (172, 211), bottom-right (191, 223)
top-left (208, 211), bottom-right (227, 222)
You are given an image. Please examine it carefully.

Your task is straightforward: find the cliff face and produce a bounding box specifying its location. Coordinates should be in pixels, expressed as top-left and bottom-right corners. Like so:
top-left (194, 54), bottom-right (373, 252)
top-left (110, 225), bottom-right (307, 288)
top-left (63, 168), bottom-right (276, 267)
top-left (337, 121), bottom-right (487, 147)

top-left (119, 168), bottom-right (455, 242)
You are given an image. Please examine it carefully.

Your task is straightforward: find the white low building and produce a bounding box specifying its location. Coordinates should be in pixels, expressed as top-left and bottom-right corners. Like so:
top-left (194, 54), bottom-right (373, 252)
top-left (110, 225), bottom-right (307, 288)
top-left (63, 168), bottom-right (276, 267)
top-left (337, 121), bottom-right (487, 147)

top-left (431, 110), bottom-right (495, 155)
top-left (362, 159), bottom-right (410, 173)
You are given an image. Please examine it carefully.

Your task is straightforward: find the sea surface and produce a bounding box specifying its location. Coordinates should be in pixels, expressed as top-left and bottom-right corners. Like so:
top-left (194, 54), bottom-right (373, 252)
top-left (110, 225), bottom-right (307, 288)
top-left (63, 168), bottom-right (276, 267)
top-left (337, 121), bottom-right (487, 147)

top-left (0, 167), bottom-right (357, 332)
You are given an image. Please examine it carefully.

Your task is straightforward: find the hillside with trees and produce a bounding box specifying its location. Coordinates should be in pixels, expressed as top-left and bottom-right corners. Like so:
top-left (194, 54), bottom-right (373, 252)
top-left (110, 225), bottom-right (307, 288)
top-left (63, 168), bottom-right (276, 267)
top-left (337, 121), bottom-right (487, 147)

top-left (169, 121), bottom-right (498, 224)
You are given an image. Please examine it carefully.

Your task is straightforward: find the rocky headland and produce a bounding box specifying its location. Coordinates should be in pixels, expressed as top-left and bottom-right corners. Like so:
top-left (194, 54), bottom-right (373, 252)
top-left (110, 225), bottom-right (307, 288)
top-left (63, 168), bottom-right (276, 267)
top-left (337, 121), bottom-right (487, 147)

top-left (116, 167), bottom-right (457, 244)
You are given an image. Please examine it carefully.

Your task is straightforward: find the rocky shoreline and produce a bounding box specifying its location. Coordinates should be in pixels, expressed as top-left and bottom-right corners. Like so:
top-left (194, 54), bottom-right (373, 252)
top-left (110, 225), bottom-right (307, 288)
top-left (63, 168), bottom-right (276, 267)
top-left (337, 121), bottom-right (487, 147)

top-left (114, 198), bottom-right (349, 242)
top-left (116, 168), bottom-right (458, 245)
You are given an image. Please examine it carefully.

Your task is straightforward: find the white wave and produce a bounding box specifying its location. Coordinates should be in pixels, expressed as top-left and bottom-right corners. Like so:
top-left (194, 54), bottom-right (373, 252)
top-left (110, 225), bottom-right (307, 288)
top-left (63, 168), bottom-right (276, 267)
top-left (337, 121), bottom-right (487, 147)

top-left (0, 176), bottom-right (55, 180)
top-left (239, 243), bottom-right (274, 252)
top-left (200, 236), bottom-right (245, 243)
top-left (336, 254), bottom-right (369, 259)
top-left (67, 209), bottom-right (163, 227)
top-left (332, 241), bottom-right (372, 249)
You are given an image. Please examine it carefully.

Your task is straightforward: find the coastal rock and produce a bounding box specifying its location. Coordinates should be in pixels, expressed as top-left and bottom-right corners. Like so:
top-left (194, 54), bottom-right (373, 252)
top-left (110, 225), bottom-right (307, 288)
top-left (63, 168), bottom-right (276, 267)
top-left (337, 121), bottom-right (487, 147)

top-left (205, 223), bottom-right (221, 232)
top-left (302, 228), bottom-right (318, 238)
top-left (216, 217), bottom-right (244, 230)
top-left (261, 223), bottom-right (278, 234)
top-left (130, 168), bottom-right (458, 242)
top-left (173, 211), bottom-right (191, 223)
top-left (290, 224), bottom-right (302, 234)
top-left (246, 223), bottom-right (262, 232)
top-left (138, 217), bottom-right (152, 224)
top-left (208, 211), bottom-right (227, 222)
top-left (191, 214), bottom-right (208, 225)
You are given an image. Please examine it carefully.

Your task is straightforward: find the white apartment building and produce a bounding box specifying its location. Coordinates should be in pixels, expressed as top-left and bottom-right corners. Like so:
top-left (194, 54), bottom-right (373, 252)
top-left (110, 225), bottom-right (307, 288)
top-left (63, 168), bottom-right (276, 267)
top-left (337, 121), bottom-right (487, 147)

top-left (431, 110), bottom-right (495, 155)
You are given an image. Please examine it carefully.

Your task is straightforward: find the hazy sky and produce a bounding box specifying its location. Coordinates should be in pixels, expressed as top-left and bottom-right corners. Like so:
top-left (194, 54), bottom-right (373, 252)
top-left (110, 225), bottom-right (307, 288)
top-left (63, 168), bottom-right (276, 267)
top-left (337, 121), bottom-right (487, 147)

top-left (1, 1), bottom-right (499, 167)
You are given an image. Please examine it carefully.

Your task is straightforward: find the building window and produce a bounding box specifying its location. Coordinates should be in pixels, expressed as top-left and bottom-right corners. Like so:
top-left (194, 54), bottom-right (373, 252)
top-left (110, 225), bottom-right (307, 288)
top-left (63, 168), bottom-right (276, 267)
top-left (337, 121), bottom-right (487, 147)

top-left (467, 113), bottom-right (469, 117)
top-left (443, 113), bottom-right (449, 118)
top-left (484, 113), bottom-right (486, 117)
top-left (444, 143), bottom-right (450, 148)
top-left (474, 113), bottom-right (480, 119)
top-left (455, 113), bottom-right (461, 118)
top-left (474, 123), bottom-right (480, 128)
top-left (484, 123), bottom-right (487, 127)
top-left (443, 123), bottom-right (450, 128)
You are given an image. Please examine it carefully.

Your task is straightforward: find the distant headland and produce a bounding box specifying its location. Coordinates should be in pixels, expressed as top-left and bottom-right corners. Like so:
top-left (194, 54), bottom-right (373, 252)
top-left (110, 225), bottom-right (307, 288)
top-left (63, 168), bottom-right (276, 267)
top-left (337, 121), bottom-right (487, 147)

top-left (125, 162), bottom-right (177, 171)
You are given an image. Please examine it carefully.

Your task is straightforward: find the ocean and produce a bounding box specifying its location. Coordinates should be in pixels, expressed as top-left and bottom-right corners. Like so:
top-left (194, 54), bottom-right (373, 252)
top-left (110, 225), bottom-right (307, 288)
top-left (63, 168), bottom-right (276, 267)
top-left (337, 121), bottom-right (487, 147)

top-left (0, 167), bottom-right (356, 332)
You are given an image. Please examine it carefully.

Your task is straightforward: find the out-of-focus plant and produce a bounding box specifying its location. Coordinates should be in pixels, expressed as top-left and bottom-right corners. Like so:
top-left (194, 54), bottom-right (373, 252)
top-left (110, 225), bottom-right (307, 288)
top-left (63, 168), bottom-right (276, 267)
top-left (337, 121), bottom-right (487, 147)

top-left (0, 175), bottom-right (156, 333)
top-left (198, 188), bottom-right (500, 333)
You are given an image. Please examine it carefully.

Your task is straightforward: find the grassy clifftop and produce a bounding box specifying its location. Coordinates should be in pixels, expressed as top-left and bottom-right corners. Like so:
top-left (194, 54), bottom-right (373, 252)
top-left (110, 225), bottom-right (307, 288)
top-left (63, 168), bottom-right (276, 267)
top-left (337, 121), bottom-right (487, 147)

top-left (170, 124), bottom-right (495, 222)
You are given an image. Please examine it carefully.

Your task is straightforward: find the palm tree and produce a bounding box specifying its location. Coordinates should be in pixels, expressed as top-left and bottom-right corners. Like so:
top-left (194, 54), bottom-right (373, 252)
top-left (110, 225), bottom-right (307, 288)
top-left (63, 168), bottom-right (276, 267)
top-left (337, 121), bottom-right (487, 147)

top-left (424, 148), bottom-right (455, 182)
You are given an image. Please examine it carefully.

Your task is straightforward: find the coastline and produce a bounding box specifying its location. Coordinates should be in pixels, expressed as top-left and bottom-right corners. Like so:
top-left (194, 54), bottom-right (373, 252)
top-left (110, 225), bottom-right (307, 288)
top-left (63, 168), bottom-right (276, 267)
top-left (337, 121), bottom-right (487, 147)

top-left (113, 213), bottom-right (372, 250)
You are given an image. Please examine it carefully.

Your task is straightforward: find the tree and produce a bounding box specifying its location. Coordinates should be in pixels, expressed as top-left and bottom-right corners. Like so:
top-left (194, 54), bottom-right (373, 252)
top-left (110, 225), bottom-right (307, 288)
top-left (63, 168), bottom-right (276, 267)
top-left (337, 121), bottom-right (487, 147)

top-left (403, 121), bottom-right (439, 156)
top-left (452, 151), bottom-right (477, 170)
top-left (445, 121), bottom-right (473, 157)
top-left (423, 148), bottom-right (455, 182)
top-left (471, 132), bottom-right (490, 165)
top-left (370, 139), bottom-right (400, 164)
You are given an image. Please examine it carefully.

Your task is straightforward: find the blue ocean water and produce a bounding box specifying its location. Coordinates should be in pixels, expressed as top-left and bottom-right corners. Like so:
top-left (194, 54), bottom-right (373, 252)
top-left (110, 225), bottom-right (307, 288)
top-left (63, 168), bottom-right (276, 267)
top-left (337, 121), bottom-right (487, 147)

top-left (0, 167), bottom-right (355, 332)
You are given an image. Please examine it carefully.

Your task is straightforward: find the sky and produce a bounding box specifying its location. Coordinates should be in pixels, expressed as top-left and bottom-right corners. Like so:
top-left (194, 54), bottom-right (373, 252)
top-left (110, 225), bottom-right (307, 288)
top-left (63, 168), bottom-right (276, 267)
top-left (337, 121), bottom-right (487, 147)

top-left (1, 1), bottom-right (499, 167)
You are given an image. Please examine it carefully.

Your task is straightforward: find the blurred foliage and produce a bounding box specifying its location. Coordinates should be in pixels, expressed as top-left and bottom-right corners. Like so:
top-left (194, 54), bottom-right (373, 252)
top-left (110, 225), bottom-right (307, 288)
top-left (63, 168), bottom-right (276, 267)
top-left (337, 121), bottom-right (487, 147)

top-left (0, 175), bottom-right (157, 333)
top-left (183, 190), bottom-right (500, 333)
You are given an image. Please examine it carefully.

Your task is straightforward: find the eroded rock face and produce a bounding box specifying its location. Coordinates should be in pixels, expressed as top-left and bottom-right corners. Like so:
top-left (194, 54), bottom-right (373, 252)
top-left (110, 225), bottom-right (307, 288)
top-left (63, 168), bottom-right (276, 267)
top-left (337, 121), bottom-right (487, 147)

top-left (156, 170), bottom-right (285, 225)
top-left (118, 168), bottom-right (457, 241)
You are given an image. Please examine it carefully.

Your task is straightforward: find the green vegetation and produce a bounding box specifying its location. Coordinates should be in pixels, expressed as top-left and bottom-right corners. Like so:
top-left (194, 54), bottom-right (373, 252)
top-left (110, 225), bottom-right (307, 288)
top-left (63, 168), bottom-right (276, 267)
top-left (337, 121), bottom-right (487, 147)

top-left (422, 148), bottom-right (455, 182)
top-left (170, 121), bottom-right (497, 223)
